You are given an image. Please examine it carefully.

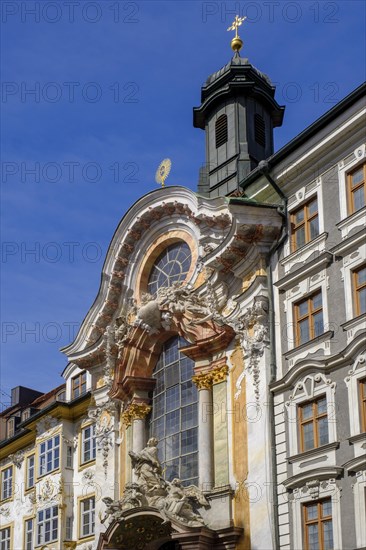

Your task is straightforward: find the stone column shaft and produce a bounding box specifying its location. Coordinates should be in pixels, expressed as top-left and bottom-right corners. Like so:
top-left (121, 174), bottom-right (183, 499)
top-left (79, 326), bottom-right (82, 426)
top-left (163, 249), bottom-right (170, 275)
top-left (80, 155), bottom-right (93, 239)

top-left (198, 386), bottom-right (214, 491)
top-left (132, 418), bottom-right (146, 453)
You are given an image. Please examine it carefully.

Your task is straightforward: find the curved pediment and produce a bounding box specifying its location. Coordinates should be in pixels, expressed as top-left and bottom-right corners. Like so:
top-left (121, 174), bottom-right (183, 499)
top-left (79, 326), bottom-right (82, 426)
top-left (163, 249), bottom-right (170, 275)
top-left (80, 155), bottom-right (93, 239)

top-left (61, 186), bottom-right (282, 369)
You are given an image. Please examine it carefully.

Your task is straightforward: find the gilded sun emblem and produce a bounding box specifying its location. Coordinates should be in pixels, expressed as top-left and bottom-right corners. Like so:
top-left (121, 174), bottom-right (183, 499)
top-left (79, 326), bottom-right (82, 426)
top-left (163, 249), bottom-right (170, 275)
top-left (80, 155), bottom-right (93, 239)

top-left (155, 158), bottom-right (172, 188)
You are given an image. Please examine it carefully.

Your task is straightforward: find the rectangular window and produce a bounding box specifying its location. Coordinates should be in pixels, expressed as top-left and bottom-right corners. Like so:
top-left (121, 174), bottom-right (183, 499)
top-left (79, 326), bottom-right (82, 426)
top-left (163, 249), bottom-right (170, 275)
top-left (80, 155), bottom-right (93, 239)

top-left (38, 435), bottom-right (60, 476)
top-left (81, 424), bottom-right (96, 464)
top-left (294, 291), bottom-right (324, 346)
top-left (80, 496), bottom-right (95, 538)
top-left (37, 506), bottom-right (58, 546)
top-left (57, 389), bottom-right (66, 402)
top-left (1, 467), bottom-right (13, 501)
top-left (66, 445), bottom-right (73, 468)
top-left (291, 197), bottom-right (319, 251)
top-left (0, 527), bottom-right (11, 550)
top-left (22, 409), bottom-right (31, 421)
top-left (66, 516), bottom-right (73, 541)
top-left (25, 518), bottom-right (34, 550)
top-left (26, 455), bottom-right (35, 490)
top-left (72, 371), bottom-right (87, 399)
top-left (347, 162), bottom-right (366, 214)
top-left (353, 264), bottom-right (366, 316)
top-left (360, 378), bottom-right (366, 433)
top-left (299, 396), bottom-right (329, 452)
top-left (6, 418), bottom-right (15, 439)
top-left (303, 498), bottom-right (333, 550)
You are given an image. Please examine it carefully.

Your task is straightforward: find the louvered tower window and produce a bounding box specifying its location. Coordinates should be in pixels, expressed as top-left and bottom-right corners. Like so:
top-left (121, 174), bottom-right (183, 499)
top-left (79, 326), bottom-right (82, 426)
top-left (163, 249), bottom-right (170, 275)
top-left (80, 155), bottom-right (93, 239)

top-left (254, 113), bottom-right (266, 147)
top-left (215, 114), bottom-right (228, 148)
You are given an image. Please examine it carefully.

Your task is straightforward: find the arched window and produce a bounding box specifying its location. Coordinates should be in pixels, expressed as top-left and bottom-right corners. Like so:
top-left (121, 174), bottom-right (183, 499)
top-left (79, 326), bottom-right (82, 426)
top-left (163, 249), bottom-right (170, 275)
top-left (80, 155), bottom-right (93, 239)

top-left (147, 242), bottom-right (191, 296)
top-left (150, 336), bottom-right (198, 486)
top-left (215, 114), bottom-right (228, 148)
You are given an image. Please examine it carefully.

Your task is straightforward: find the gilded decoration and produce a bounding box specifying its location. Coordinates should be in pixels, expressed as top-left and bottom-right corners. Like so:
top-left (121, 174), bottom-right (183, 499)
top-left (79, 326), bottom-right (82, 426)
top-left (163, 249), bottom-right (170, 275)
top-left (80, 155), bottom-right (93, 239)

top-left (192, 364), bottom-right (229, 389)
top-left (212, 364), bottom-right (229, 384)
top-left (121, 403), bottom-right (151, 428)
top-left (192, 372), bottom-right (213, 390)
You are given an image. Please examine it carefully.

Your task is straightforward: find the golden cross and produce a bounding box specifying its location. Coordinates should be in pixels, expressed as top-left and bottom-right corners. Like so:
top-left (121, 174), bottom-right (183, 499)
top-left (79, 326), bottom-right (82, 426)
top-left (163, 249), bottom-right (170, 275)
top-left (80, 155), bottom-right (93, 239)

top-left (227, 15), bottom-right (247, 38)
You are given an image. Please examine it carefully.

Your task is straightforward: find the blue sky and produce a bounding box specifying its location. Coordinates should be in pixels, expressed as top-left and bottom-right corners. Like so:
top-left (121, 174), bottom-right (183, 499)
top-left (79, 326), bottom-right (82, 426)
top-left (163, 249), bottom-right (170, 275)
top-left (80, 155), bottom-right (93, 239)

top-left (1, 0), bottom-right (365, 406)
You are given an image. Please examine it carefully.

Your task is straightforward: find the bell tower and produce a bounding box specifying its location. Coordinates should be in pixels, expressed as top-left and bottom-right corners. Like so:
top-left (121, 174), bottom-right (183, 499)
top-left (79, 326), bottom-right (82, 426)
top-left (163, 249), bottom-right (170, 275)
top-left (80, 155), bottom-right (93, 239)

top-left (193, 17), bottom-right (285, 197)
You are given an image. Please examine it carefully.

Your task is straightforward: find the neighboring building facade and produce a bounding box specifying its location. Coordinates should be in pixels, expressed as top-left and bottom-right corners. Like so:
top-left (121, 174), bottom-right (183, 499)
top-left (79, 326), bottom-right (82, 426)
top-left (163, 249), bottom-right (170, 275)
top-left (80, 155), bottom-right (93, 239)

top-left (1, 37), bottom-right (365, 550)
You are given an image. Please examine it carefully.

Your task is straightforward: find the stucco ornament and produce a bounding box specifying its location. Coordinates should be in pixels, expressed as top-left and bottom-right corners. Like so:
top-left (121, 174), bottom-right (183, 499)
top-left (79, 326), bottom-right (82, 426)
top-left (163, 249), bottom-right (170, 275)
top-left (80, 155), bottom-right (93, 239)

top-left (36, 477), bottom-right (63, 508)
top-left (103, 317), bottom-right (129, 387)
top-left (0, 505), bottom-right (10, 518)
top-left (9, 450), bottom-right (25, 468)
top-left (234, 295), bottom-right (269, 401)
top-left (88, 401), bottom-right (116, 478)
top-left (133, 281), bottom-right (227, 335)
top-left (82, 468), bottom-right (95, 487)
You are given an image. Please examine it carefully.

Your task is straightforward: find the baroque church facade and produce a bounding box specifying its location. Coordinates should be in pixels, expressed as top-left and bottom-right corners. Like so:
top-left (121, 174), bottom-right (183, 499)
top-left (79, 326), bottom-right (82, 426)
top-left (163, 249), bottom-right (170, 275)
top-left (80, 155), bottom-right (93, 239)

top-left (1, 26), bottom-right (365, 550)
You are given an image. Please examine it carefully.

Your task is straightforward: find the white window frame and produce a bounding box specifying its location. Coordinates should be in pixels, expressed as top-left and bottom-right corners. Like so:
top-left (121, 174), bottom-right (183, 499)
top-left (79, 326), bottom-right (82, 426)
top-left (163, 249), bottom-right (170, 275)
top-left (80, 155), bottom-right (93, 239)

top-left (282, 178), bottom-right (324, 266)
top-left (65, 365), bottom-right (91, 402)
top-left (37, 505), bottom-right (58, 546)
top-left (353, 470), bottom-right (366, 548)
top-left (81, 424), bottom-right (96, 464)
top-left (66, 445), bottom-right (73, 469)
top-left (284, 277), bottom-right (330, 358)
top-left (338, 144), bottom-right (366, 222)
top-left (285, 373), bottom-right (337, 459)
top-left (345, 352), bottom-right (366, 437)
top-left (1, 466), bottom-right (13, 501)
top-left (24, 518), bottom-right (34, 550)
top-left (26, 455), bottom-right (35, 490)
top-left (0, 527), bottom-right (11, 550)
top-left (66, 516), bottom-right (73, 541)
top-left (292, 479), bottom-right (342, 550)
top-left (38, 434), bottom-right (60, 476)
top-left (341, 246), bottom-right (366, 322)
top-left (80, 496), bottom-right (95, 538)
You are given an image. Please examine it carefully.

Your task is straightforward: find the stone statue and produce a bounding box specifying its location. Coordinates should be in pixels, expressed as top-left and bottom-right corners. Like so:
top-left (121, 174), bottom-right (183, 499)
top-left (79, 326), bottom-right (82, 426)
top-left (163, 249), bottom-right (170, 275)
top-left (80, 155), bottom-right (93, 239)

top-left (129, 437), bottom-right (167, 506)
top-left (165, 478), bottom-right (208, 527)
top-left (127, 438), bottom-right (208, 526)
top-left (100, 497), bottom-right (124, 524)
top-left (100, 438), bottom-right (209, 527)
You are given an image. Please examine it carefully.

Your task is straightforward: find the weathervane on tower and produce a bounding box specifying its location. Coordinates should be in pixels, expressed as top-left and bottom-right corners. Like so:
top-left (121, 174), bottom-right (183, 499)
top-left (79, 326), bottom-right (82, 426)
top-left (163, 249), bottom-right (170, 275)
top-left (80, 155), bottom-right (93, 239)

top-left (227, 15), bottom-right (247, 54)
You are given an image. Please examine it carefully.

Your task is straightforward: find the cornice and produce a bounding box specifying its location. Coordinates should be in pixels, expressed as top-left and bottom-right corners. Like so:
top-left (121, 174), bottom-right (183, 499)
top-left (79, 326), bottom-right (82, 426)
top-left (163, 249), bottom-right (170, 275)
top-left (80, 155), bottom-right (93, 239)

top-left (283, 466), bottom-right (343, 490)
top-left (284, 331), bottom-right (333, 362)
top-left (271, 332), bottom-right (366, 393)
top-left (288, 441), bottom-right (340, 464)
top-left (342, 454), bottom-right (366, 473)
top-left (276, 250), bottom-right (332, 290)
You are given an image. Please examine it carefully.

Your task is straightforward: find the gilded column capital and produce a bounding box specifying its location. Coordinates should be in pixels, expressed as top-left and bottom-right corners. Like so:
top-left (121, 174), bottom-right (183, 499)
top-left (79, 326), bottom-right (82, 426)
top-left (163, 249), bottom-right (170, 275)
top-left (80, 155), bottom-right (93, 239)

top-left (192, 372), bottom-right (213, 390)
top-left (211, 364), bottom-right (229, 384)
top-left (122, 402), bottom-right (151, 427)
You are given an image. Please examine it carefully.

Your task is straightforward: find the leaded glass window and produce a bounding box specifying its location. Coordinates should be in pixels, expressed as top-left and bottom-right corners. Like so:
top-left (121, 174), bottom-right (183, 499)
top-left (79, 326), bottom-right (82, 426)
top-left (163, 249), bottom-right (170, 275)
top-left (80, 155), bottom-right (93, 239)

top-left (147, 242), bottom-right (191, 296)
top-left (150, 336), bottom-right (198, 486)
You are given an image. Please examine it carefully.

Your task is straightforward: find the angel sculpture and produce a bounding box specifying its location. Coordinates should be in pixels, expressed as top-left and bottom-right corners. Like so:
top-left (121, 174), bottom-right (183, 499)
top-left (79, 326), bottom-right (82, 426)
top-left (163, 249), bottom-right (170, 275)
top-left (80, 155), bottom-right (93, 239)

top-left (165, 478), bottom-right (208, 527)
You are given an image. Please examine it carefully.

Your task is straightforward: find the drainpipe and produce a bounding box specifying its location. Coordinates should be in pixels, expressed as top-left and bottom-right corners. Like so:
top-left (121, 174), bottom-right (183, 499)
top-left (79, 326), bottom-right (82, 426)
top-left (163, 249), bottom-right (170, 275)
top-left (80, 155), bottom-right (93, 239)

top-left (258, 160), bottom-right (288, 550)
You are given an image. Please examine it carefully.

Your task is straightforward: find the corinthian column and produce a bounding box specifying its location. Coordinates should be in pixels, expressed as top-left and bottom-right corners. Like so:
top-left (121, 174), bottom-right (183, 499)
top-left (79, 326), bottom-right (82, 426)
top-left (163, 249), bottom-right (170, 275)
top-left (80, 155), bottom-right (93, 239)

top-left (122, 402), bottom-right (151, 453)
top-left (193, 372), bottom-right (214, 491)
